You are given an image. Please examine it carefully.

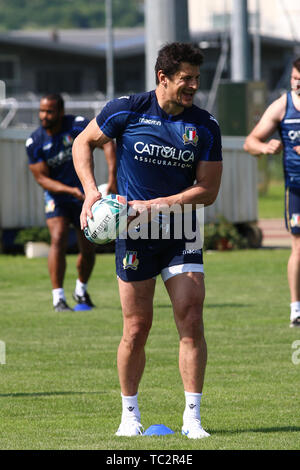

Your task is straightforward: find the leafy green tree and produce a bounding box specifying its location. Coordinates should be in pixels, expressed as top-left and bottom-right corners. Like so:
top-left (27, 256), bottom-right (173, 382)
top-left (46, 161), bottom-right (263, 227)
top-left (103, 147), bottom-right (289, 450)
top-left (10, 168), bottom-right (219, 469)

top-left (0, 0), bottom-right (144, 31)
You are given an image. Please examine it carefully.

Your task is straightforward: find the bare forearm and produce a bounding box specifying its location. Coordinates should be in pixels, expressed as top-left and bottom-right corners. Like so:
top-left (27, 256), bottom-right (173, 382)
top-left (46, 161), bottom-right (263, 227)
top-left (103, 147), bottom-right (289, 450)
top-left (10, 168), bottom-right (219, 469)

top-left (244, 135), bottom-right (267, 155)
top-left (129, 185), bottom-right (219, 219)
top-left (244, 135), bottom-right (282, 156)
top-left (35, 174), bottom-right (82, 197)
top-left (163, 184), bottom-right (219, 208)
top-left (145, 162), bottom-right (222, 209)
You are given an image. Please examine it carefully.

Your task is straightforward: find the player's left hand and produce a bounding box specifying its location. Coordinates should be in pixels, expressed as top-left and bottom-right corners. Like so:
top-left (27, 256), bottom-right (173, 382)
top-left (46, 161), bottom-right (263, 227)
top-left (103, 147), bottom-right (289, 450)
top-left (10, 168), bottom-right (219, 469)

top-left (293, 146), bottom-right (300, 155)
top-left (127, 200), bottom-right (150, 224)
top-left (127, 199), bottom-right (170, 224)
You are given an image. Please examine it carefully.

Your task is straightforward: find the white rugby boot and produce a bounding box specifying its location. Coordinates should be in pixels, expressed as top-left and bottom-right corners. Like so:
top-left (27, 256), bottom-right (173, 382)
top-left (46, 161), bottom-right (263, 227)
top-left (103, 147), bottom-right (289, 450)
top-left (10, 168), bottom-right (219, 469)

top-left (115, 418), bottom-right (144, 436)
top-left (181, 418), bottom-right (210, 439)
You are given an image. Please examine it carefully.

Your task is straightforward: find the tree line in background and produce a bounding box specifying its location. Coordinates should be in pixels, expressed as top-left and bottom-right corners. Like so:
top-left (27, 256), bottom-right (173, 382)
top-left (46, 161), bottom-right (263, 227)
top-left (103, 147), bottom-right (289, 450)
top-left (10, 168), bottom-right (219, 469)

top-left (0, 0), bottom-right (144, 30)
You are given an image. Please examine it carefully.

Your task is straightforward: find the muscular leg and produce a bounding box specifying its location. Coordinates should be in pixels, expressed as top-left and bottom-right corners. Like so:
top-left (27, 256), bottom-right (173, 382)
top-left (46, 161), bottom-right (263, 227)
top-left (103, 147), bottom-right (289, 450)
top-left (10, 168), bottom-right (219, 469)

top-left (117, 278), bottom-right (156, 396)
top-left (286, 186), bottom-right (300, 325)
top-left (75, 227), bottom-right (96, 283)
top-left (288, 234), bottom-right (300, 303)
top-left (164, 272), bottom-right (206, 393)
top-left (46, 217), bottom-right (69, 289)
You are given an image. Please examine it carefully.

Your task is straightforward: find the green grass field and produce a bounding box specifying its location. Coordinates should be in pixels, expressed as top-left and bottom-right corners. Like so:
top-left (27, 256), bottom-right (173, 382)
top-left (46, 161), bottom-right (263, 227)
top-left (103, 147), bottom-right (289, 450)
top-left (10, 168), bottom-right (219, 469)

top-left (0, 250), bottom-right (299, 450)
top-left (258, 181), bottom-right (285, 219)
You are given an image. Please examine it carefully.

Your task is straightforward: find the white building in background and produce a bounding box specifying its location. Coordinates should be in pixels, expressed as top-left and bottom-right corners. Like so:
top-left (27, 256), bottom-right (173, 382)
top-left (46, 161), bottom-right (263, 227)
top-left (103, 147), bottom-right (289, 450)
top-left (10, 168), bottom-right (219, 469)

top-left (188, 0), bottom-right (300, 41)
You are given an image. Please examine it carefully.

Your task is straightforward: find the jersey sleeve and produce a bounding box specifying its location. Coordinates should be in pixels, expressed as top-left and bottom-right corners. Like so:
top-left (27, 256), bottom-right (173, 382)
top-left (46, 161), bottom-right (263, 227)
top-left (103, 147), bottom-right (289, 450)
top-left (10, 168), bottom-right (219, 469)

top-left (199, 114), bottom-right (222, 162)
top-left (96, 96), bottom-right (132, 139)
top-left (25, 134), bottom-right (44, 165)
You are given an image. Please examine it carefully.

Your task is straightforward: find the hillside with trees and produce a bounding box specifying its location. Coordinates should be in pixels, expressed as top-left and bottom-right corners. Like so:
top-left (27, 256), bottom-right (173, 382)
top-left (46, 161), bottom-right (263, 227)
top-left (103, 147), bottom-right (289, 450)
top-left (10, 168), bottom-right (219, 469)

top-left (0, 0), bottom-right (144, 30)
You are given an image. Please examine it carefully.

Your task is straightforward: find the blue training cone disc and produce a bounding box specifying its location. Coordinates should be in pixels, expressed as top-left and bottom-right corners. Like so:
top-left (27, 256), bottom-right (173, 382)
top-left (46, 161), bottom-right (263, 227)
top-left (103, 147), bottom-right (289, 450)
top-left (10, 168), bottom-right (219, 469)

top-left (73, 303), bottom-right (92, 311)
top-left (143, 424), bottom-right (174, 436)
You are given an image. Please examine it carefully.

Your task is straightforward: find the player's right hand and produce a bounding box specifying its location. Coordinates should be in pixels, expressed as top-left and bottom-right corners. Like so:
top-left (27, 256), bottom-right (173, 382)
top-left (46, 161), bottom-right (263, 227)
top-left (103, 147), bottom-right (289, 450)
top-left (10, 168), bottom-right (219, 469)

top-left (263, 139), bottom-right (283, 155)
top-left (80, 189), bottom-right (102, 230)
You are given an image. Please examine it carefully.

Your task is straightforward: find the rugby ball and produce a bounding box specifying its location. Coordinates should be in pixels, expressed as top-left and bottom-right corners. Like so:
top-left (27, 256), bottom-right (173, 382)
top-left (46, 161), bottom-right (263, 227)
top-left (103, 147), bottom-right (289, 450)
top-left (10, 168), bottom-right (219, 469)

top-left (84, 194), bottom-right (127, 245)
top-left (97, 183), bottom-right (108, 197)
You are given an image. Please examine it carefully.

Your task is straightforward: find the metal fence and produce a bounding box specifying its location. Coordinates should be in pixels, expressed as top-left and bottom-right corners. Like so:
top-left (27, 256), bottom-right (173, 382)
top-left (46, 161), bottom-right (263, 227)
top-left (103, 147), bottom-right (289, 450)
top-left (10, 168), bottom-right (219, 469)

top-left (0, 98), bottom-right (107, 129)
top-left (205, 136), bottom-right (257, 224)
top-left (0, 128), bottom-right (257, 229)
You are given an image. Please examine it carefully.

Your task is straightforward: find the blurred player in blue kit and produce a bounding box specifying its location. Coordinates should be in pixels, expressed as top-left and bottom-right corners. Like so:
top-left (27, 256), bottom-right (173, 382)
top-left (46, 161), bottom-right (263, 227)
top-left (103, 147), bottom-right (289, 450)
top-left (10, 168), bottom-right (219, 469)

top-left (26, 94), bottom-right (117, 312)
top-left (73, 43), bottom-right (223, 438)
top-left (244, 58), bottom-right (300, 328)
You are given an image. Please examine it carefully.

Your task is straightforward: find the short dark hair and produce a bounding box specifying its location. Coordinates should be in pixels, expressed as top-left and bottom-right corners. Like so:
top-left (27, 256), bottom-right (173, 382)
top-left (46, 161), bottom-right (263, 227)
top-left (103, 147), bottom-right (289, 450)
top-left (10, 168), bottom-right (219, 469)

top-left (41, 93), bottom-right (65, 112)
top-left (293, 57), bottom-right (300, 73)
top-left (155, 42), bottom-right (204, 84)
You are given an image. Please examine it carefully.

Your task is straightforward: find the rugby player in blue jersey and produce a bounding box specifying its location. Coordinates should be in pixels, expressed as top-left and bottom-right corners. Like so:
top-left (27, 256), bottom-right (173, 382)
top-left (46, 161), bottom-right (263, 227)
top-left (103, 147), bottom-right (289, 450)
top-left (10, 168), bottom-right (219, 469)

top-left (244, 58), bottom-right (300, 328)
top-left (73, 43), bottom-right (223, 438)
top-left (26, 94), bottom-right (117, 312)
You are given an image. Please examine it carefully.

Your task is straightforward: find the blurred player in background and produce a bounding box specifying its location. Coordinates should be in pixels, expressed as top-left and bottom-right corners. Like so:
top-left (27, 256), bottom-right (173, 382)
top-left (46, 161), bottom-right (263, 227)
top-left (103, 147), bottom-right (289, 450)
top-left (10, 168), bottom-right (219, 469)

top-left (73, 43), bottom-right (222, 439)
top-left (26, 93), bottom-right (117, 312)
top-left (244, 57), bottom-right (300, 328)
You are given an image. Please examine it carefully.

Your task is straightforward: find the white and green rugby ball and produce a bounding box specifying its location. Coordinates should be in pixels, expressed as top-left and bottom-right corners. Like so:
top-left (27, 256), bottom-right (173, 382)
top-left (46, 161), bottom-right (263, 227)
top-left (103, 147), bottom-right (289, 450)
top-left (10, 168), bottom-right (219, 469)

top-left (84, 194), bottom-right (127, 245)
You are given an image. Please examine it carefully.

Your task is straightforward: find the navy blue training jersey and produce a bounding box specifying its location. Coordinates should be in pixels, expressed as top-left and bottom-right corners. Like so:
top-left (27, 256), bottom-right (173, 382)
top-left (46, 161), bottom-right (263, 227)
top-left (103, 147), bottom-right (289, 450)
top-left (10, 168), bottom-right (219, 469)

top-left (96, 90), bottom-right (222, 201)
top-left (26, 114), bottom-right (89, 203)
top-left (279, 92), bottom-right (300, 188)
